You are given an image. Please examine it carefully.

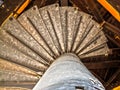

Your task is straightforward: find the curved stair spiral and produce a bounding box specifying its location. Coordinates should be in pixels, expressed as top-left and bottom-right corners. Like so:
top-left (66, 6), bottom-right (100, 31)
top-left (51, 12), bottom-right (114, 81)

top-left (0, 3), bottom-right (109, 90)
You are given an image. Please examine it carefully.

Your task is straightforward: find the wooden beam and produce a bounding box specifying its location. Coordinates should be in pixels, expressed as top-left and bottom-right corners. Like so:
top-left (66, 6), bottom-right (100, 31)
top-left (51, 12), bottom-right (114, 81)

top-left (84, 60), bottom-right (120, 69)
top-left (84, 0), bottom-right (103, 23)
top-left (70, 0), bottom-right (89, 12)
top-left (81, 54), bottom-right (120, 63)
top-left (106, 34), bottom-right (120, 47)
top-left (105, 68), bottom-right (120, 87)
top-left (59, 0), bottom-right (68, 6)
top-left (104, 22), bottom-right (120, 36)
top-left (104, 68), bottom-right (109, 80)
top-left (111, 48), bottom-right (120, 55)
top-left (91, 71), bottom-right (106, 85)
top-left (0, 81), bottom-right (36, 89)
top-left (106, 82), bottom-right (120, 90)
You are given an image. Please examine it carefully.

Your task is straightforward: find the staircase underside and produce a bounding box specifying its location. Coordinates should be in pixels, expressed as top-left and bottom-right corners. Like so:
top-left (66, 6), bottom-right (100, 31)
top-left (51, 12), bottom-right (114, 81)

top-left (0, 3), bottom-right (109, 90)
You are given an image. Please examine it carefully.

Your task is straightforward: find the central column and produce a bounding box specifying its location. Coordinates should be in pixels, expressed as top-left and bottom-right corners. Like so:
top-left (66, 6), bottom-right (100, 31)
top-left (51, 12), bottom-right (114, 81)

top-left (33, 53), bottom-right (105, 90)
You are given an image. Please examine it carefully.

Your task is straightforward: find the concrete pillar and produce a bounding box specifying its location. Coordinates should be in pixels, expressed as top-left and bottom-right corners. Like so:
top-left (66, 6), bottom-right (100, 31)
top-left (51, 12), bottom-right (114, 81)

top-left (33, 53), bottom-right (105, 90)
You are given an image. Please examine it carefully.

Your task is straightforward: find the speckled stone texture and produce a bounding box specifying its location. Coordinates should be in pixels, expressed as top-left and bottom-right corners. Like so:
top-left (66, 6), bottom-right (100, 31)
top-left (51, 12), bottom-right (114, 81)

top-left (0, 3), bottom-right (109, 89)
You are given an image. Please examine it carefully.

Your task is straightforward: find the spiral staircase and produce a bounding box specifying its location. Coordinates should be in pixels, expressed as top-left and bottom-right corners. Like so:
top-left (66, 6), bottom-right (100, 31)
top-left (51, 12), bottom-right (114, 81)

top-left (0, 3), bottom-right (109, 90)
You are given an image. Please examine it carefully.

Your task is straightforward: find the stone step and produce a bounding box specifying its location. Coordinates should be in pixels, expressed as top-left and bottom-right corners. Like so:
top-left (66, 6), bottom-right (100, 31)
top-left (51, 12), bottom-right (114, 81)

top-left (0, 3), bottom-right (109, 89)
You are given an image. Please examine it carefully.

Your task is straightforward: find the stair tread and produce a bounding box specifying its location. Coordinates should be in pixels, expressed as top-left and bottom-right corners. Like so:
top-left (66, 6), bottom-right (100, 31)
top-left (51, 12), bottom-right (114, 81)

top-left (39, 4), bottom-right (62, 55)
top-left (0, 69), bottom-right (38, 82)
top-left (0, 4), bottom-right (110, 89)
top-left (66, 7), bottom-right (79, 52)
top-left (2, 17), bottom-right (53, 63)
top-left (76, 20), bottom-right (100, 53)
top-left (59, 7), bottom-right (68, 52)
top-left (0, 29), bottom-right (49, 65)
top-left (18, 6), bottom-right (56, 59)
top-left (72, 13), bottom-right (92, 52)
top-left (79, 44), bottom-right (109, 58)
top-left (0, 39), bottom-right (46, 72)
top-left (79, 31), bottom-right (108, 55)
top-left (0, 58), bottom-right (40, 76)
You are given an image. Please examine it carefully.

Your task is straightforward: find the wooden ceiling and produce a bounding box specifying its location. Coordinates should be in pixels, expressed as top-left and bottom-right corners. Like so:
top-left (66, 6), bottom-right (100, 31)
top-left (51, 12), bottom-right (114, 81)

top-left (30, 0), bottom-right (120, 89)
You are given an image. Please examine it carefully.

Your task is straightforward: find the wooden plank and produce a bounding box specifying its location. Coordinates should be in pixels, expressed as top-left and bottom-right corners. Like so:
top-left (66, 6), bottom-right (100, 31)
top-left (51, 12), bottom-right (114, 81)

top-left (105, 68), bottom-right (120, 87)
top-left (84, 60), bottom-right (120, 69)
